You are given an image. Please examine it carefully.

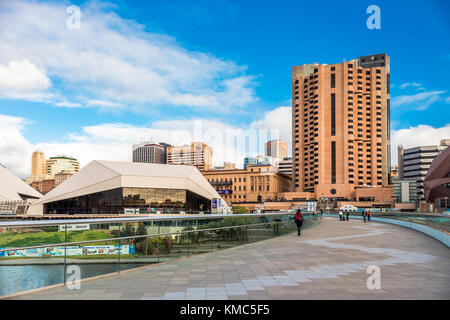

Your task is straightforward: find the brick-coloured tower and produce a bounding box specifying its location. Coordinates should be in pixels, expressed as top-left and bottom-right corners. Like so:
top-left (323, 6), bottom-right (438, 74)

top-left (292, 53), bottom-right (390, 199)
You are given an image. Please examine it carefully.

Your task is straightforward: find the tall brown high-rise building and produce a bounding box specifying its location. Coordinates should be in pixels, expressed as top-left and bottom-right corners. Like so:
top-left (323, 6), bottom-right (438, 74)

top-left (292, 53), bottom-right (390, 199)
top-left (31, 150), bottom-right (46, 176)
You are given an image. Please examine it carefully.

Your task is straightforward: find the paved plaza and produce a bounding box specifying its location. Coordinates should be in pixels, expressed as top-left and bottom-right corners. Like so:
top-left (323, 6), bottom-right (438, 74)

top-left (10, 217), bottom-right (450, 300)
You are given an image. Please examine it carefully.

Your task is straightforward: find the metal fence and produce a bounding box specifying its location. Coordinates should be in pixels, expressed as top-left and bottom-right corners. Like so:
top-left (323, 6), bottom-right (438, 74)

top-left (0, 212), bottom-right (321, 297)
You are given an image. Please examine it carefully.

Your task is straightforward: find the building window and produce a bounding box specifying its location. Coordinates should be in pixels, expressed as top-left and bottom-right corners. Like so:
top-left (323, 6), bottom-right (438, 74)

top-left (331, 141), bottom-right (336, 184)
top-left (331, 93), bottom-right (336, 136)
top-left (331, 73), bottom-right (335, 88)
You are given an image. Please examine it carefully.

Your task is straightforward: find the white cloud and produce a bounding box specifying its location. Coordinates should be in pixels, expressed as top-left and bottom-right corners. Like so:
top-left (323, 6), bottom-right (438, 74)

top-left (249, 106), bottom-right (292, 152)
top-left (391, 124), bottom-right (450, 165)
top-left (0, 107), bottom-right (289, 178)
top-left (54, 100), bottom-right (83, 108)
top-left (399, 82), bottom-right (421, 89)
top-left (0, 0), bottom-right (257, 111)
top-left (391, 90), bottom-right (447, 110)
top-left (0, 59), bottom-right (51, 100)
top-left (86, 100), bottom-right (124, 108)
top-left (0, 114), bottom-right (35, 177)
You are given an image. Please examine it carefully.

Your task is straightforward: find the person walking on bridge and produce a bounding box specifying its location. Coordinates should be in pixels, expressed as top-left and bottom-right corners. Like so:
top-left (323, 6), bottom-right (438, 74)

top-left (294, 209), bottom-right (305, 236)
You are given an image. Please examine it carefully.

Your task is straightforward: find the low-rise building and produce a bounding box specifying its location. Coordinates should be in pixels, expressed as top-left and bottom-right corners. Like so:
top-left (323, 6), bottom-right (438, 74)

top-left (27, 160), bottom-right (228, 216)
top-left (393, 179), bottom-right (417, 210)
top-left (31, 178), bottom-right (56, 195)
top-left (55, 170), bottom-right (73, 186)
top-left (202, 164), bottom-right (292, 204)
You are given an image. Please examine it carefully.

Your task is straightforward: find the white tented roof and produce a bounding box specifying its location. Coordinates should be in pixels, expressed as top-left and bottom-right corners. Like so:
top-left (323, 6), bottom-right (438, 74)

top-left (0, 164), bottom-right (43, 201)
top-left (31, 160), bottom-right (223, 205)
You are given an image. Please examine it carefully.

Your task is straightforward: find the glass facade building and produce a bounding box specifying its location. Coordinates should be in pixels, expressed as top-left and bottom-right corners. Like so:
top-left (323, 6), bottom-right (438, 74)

top-left (44, 187), bottom-right (211, 215)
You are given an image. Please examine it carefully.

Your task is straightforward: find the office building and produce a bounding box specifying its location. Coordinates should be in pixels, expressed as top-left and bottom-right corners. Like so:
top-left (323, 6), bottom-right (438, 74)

top-left (46, 155), bottom-right (80, 175)
top-left (213, 162), bottom-right (236, 170)
top-left (202, 164), bottom-right (291, 204)
top-left (132, 141), bottom-right (166, 164)
top-left (265, 139), bottom-right (289, 160)
top-left (244, 155), bottom-right (279, 169)
top-left (27, 160), bottom-right (228, 216)
top-left (393, 179), bottom-right (417, 210)
top-left (278, 157), bottom-right (293, 177)
top-left (159, 142), bottom-right (172, 163)
top-left (398, 140), bottom-right (448, 200)
top-left (390, 165), bottom-right (398, 179)
top-left (167, 142), bottom-right (213, 171)
top-left (31, 150), bottom-right (46, 176)
top-left (292, 53), bottom-right (391, 199)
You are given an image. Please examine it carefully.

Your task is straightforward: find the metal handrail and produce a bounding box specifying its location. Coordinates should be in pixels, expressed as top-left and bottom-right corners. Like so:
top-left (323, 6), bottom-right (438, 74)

top-left (0, 220), bottom-right (294, 253)
top-left (0, 212), bottom-right (295, 228)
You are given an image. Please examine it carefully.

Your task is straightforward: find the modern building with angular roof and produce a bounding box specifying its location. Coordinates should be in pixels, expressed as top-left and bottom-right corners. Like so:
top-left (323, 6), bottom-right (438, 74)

top-left (0, 164), bottom-right (42, 201)
top-left (27, 160), bottom-right (228, 216)
top-left (424, 147), bottom-right (450, 205)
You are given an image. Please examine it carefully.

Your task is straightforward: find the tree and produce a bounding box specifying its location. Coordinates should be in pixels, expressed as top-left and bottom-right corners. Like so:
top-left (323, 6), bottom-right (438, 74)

top-left (232, 206), bottom-right (249, 214)
top-left (137, 223), bottom-right (147, 236)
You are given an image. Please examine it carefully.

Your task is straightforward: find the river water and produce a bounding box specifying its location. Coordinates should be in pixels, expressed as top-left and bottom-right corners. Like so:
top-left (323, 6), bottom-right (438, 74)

top-left (0, 263), bottom-right (141, 297)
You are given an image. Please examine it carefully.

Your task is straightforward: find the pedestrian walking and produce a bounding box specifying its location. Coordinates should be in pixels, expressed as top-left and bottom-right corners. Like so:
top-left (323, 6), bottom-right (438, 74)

top-left (362, 209), bottom-right (367, 223)
top-left (367, 210), bottom-right (371, 222)
top-left (339, 209), bottom-right (343, 221)
top-left (294, 209), bottom-right (305, 236)
top-left (346, 211), bottom-right (349, 221)
top-left (319, 209), bottom-right (323, 220)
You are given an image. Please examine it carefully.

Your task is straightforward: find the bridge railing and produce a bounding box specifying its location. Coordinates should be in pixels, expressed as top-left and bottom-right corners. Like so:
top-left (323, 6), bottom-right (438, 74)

top-left (0, 211), bottom-right (321, 297)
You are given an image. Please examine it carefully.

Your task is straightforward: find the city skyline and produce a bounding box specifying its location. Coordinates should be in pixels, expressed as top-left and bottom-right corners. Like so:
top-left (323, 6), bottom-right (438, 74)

top-left (0, 0), bottom-right (449, 178)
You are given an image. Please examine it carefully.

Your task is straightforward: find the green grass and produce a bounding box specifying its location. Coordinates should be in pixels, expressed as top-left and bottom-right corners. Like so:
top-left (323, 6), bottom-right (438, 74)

top-left (0, 230), bottom-right (115, 248)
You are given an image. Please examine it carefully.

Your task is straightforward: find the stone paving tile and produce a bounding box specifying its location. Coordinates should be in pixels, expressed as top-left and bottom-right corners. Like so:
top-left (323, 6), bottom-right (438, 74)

top-left (11, 218), bottom-right (450, 300)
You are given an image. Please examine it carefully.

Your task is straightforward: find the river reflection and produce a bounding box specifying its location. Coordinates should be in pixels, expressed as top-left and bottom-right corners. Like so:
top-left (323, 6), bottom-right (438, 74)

top-left (0, 263), bottom-right (140, 297)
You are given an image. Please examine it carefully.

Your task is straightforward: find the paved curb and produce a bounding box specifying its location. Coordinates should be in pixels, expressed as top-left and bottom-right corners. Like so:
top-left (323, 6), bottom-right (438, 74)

top-left (323, 214), bottom-right (450, 247)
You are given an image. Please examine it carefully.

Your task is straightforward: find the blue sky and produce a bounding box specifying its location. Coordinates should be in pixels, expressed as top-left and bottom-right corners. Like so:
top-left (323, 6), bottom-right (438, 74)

top-left (0, 0), bottom-right (449, 177)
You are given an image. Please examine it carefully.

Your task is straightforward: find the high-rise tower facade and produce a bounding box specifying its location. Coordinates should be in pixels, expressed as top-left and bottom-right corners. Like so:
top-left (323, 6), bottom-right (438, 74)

top-left (31, 150), bottom-right (46, 176)
top-left (265, 139), bottom-right (289, 160)
top-left (292, 53), bottom-right (390, 199)
top-left (167, 142), bottom-right (213, 171)
top-left (132, 142), bottom-right (167, 164)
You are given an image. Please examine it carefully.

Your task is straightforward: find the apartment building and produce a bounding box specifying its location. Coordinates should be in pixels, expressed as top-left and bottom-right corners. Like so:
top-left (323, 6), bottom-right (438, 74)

top-left (292, 53), bottom-right (391, 199)
top-left (167, 142), bottom-right (213, 171)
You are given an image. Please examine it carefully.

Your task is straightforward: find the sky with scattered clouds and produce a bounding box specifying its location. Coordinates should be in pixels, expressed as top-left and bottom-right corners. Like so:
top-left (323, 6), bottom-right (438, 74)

top-left (0, 0), bottom-right (449, 178)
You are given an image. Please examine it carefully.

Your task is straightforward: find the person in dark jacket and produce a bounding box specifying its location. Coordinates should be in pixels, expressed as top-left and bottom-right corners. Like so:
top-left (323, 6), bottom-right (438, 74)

top-left (294, 209), bottom-right (305, 236)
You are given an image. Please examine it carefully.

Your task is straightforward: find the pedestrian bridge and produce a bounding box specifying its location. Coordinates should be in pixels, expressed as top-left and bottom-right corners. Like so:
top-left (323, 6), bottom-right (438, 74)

top-left (1, 213), bottom-right (449, 300)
